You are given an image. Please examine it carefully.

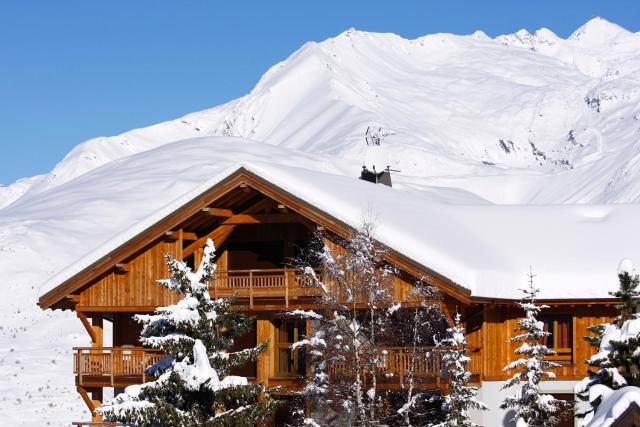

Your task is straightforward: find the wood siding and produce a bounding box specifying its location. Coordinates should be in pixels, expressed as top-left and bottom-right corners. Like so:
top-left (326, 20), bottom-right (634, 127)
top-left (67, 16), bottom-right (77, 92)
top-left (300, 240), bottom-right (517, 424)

top-left (480, 304), bottom-right (616, 381)
top-left (78, 239), bottom-right (181, 311)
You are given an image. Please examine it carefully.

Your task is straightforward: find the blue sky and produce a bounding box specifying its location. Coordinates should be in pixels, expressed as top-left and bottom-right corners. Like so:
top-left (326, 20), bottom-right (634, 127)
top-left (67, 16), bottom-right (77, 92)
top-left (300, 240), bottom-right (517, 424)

top-left (1, 1), bottom-right (638, 185)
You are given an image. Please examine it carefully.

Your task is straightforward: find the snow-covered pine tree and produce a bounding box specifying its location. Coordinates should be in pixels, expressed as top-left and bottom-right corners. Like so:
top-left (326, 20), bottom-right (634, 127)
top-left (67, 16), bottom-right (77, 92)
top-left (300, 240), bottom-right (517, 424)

top-left (435, 312), bottom-right (486, 427)
top-left (596, 260), bottom-right (640, 387)
top-left (98, 239), bottom-right (279, 427)
top-left (577, 259), bottom-right (640, 420)
top-left (500, 269), bottom-right (567, 427)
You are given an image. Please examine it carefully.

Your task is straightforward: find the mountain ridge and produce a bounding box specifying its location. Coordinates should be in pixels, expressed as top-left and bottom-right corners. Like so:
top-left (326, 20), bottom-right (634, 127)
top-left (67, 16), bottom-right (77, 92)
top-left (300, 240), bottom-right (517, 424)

top-left (1, 17), bottom-right (639, 208)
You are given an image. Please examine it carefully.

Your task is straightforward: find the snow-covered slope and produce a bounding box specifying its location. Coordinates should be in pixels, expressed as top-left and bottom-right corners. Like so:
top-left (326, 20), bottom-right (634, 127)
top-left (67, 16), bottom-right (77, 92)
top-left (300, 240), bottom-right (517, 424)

top-left (1, 17), bottom-right (640, 426)
top-left (2, 17), bottom-right (640, 209)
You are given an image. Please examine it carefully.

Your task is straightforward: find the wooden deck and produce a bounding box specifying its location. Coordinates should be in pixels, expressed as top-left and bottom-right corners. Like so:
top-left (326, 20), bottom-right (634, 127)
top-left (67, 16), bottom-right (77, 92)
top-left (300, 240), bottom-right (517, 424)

top-left (74, 347), bottom-right (164, 387)
top-left (210, 269), bottom-right (320, 308)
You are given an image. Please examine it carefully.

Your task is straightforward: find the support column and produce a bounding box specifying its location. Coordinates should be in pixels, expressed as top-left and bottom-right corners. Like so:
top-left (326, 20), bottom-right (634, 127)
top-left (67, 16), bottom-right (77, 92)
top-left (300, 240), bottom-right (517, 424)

top-left (256, 319), bottom-right (273, 385)
top-left (91, 314), bottom-right (104, 348)
top-left (91, 387), bottom-right (103, 421)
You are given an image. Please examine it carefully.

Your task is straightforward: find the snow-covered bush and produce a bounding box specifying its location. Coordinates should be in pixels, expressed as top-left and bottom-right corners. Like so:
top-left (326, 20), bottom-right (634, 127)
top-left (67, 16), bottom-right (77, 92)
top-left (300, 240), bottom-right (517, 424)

top-left (501, 270), bottom-right (567, 427)
top-left (98, 239), bottom-right (279, 426)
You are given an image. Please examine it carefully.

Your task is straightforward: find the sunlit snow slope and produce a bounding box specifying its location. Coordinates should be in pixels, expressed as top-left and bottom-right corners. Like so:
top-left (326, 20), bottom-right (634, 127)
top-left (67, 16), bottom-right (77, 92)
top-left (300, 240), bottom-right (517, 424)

top-left (1, 17), bottom-right (639, 208)
top-left (0, 18), bottom-right (639, 426)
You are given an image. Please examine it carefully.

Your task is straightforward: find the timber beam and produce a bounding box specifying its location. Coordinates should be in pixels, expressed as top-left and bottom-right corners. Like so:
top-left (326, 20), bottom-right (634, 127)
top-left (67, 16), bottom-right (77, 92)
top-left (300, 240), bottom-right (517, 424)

top-left (220, 213), bottom-right (297, 225)
top-left (164, 230), bottom-right (198, 241)
top-left (114, 263), bottom-right (129, 274)
top-left (76, 386), bottom-right (98, 420)
top-left (183, 225), bottom-right (235, 259)
top-left (77, 312), bottom-right (98, 343)
top-left (202, 207), bottom-right (234, 217)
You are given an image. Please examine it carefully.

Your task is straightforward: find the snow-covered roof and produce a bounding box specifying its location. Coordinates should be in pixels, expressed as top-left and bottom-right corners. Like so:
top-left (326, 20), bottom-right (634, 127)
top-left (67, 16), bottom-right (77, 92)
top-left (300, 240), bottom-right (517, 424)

top-left (23, 136), bottom-right (639, 302)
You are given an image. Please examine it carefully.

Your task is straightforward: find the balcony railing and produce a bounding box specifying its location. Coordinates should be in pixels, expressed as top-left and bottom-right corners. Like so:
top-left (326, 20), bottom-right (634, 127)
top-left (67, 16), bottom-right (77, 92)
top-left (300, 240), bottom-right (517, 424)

top-left (74, 344), bottom-right (482, 390)
top-left (328, 347), bottom-right (440, 380)
top-left (74, 347), bottom-right (165, 387)
top-left (328, 346), bottom-right (481, 388)
top-left (210, 269), bottom-right (319, 308)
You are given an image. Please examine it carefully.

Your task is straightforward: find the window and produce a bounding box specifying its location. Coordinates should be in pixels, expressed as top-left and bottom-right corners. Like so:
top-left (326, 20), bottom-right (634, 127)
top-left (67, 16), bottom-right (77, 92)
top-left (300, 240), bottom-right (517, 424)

top-left (275, 320), bottom-right (307, 377)
top-left (541, 316), bottom-right (573, 365)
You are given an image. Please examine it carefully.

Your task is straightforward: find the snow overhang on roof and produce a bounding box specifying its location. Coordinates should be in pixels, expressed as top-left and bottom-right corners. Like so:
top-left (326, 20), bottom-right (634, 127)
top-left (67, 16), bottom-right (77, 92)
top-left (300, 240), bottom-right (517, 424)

top-left (37, 165), bottom-right (471, 310)
top-left (34, 137), bottom-right (640, 306)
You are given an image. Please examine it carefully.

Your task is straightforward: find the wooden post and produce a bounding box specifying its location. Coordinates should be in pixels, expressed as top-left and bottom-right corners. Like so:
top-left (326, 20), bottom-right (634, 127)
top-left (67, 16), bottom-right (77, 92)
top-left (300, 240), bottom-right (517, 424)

top-left (256, 320), bottom-right (271, 385)
top-left (398, 348), bottom-right (403, 385)
top-left (90, 387), bottom-right (103, 422)
top-left (91, 315), bottom-right (103, 348)
top-left (284, 269), bottom-right (289, 309)
top-left (110, 348), bottom-right (116, 387)
top-left (249, 271), bottom-right (254, 308)
top-left (213, 272), bottom-right (218, 299)
top-left (177, 228), bottom-right (184, 260)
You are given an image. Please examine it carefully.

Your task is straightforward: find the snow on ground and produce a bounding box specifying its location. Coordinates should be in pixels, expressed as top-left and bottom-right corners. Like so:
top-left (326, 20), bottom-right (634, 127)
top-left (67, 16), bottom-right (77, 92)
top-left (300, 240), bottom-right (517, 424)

top-left (1, 17), bottom-right (640, 425)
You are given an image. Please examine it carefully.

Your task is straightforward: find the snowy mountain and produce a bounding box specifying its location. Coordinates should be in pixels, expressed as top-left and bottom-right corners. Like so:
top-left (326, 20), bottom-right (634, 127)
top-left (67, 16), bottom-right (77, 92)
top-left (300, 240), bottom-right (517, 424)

top-left (2, 17), bottom-right (640, 209)
top-left (0, 18), bottom-right (639, 426)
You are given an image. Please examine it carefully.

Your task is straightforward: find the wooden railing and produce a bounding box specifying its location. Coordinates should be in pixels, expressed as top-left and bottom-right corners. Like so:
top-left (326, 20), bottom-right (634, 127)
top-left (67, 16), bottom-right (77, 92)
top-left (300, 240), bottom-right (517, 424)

top-left (74, 347), bottom-right (165, 387)
top-left (210, 269), bottom-right (319, 308)
top-left (329, 347), bottom-right (445, 388)
top-left (328, 346), bottom-right (482, 388)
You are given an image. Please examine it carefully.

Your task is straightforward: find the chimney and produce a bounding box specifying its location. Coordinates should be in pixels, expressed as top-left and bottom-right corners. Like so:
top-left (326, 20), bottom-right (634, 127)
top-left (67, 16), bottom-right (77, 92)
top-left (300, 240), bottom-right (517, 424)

top-left (360, 165), bottom-right (392, 187)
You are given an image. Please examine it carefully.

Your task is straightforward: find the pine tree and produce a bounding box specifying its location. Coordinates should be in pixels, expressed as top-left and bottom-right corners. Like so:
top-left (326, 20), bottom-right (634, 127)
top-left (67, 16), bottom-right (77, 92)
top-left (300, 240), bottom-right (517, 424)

top-left (435, 312), bottom-right (486, 427)
top-left (500, 269), bottom-right (567, 427)
top-left (98, 239), bottom-right (279, 426)
top-left (577, 259), bottom-right (640, 419)
top-left (601, 261), bottom-right (640, 386)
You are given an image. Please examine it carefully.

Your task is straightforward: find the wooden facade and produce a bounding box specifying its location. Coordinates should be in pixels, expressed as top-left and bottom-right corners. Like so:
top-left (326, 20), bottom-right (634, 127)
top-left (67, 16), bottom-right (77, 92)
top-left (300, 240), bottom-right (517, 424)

top-left (37, 168), bottom-right (615, 424)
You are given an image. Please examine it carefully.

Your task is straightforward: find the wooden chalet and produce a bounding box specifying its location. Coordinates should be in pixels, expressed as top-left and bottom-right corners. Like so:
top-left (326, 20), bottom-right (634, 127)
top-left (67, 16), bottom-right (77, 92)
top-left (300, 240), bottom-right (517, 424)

top-left (38, 167), bottom-right (616, 426)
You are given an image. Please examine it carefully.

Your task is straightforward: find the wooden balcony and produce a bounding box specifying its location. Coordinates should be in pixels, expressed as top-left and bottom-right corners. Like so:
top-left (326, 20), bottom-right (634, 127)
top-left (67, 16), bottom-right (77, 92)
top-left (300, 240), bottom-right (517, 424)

top-left (328, 346), bottom-right (482, 390)
top-left (74, 347), bottom-right (165, 387)
top-left (210, 269), bottom-right (319, 308)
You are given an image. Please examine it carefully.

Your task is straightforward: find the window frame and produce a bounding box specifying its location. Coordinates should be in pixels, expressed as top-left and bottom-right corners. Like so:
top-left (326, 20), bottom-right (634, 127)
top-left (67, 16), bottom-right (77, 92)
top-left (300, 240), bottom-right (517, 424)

top-left (274, 319), bottom-right (308, 377)
top-left (541, 315), bottom-right (574, 365)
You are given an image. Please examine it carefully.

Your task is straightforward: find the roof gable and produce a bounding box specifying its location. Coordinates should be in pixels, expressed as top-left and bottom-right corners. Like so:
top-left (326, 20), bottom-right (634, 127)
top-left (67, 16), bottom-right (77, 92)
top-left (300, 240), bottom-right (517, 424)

top-left (38, 167), bottom-right (469, 309)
